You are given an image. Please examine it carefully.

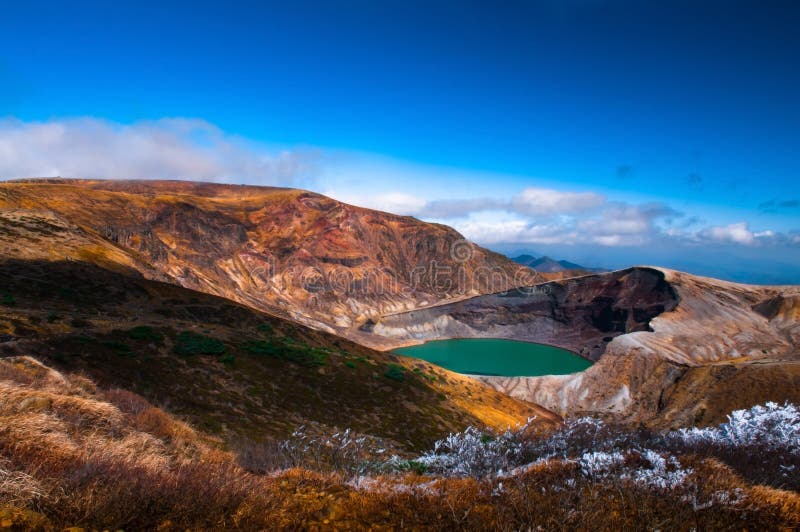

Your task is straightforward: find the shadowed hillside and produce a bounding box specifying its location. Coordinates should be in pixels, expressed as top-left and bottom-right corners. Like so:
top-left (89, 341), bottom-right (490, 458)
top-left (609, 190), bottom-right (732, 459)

top-left (0, 259), bottom-right (554, 450)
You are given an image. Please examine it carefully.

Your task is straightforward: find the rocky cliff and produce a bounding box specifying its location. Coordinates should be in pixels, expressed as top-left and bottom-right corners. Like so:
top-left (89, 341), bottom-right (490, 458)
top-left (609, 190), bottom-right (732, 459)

top-left (361, 267), bottom-right (800, 426)
top-left (0, 179), bottom-right (540, 334)
top-left (357, 267), bottom-right (678, 356)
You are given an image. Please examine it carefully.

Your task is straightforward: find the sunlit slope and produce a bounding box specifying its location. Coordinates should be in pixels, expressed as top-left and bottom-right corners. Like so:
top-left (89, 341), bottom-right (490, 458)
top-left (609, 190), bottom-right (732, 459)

top-left (0, 179), bottom-right (543, 336)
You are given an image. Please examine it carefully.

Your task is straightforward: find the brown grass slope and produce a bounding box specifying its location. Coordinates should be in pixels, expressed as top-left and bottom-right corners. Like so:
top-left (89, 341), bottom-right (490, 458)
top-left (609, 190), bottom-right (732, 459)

top-left (0, 357), bottom-right (798, 530)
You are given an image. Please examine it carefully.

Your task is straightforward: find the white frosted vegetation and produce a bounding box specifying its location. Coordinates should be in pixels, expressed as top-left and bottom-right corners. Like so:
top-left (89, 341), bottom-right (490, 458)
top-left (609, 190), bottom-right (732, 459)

top-left (264, 402), bottom-right (799, 514)
top-left (674, 402), bottom-right (800, 456)
top-left (393, 402), bottom-right (800, 508)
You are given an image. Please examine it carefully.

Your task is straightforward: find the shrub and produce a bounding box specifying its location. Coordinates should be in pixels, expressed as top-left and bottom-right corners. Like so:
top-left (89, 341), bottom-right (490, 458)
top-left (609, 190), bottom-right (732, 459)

top-left (417, 421), bottom-right (537, 477)
top-left (674, 402), bottom-right (800, 456)
top-left (668, 402), bottom-right (800, 490)
top-left (242, 339), bottom-right (328, 367)
top-left (277, 427), bottom-right (385, 474)
top-left (383, 364), bottom-right (405, 382)
top-left (127, 325), bottom-right (164, 344)
top-left (173, 331), bottom-right (226, 356)
top-left (412, 402), bottom-right (800, 498)
top-left (101, 340), bottom-right (135, 358)
top-left (381, 458), bottom-right (427, 475)
top-left (1, 293), bottom-right (15, 306)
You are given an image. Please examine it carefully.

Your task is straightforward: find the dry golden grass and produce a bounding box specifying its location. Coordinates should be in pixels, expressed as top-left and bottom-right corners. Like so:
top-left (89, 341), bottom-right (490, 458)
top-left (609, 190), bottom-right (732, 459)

top-left (1, 355), bottom-right (798, 530)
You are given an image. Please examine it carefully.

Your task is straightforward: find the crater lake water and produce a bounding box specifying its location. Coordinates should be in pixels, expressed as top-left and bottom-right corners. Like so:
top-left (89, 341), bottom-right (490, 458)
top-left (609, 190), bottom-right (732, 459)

top-left (394, 338), bottom-right (592, 377)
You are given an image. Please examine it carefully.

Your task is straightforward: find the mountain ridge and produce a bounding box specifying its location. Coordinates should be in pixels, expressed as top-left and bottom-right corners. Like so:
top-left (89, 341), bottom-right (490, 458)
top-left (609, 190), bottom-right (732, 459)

top-left (512, 253), bottom-right (606, 275)
top-left (0, 178), bottom-right (545, 336)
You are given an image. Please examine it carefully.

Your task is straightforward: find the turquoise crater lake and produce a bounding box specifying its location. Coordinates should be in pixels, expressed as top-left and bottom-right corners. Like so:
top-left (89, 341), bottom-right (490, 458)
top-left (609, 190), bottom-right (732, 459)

top-left (394, 338), bottom-right (592, 377)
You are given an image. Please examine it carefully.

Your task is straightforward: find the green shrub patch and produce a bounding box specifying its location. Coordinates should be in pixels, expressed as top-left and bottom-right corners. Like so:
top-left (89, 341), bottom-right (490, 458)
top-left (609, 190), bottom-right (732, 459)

top-left (383, 364), bottom-right (405, 382)
top-left (242, 339), bottom-right (328, 367)
top-left (127, 325), bottom-right (165, 344)
top-left (173, 331), bottom-right (226, 356)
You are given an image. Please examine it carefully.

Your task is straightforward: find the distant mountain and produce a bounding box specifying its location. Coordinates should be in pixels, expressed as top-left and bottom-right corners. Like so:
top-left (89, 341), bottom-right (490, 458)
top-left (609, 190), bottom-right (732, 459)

top-left (512, 254), bottom-right (606, 274)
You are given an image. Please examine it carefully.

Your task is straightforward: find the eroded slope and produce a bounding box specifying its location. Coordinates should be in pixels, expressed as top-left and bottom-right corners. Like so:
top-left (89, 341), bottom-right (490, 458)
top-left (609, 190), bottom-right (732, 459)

top-left (363, 267), bottom-right (800, 426)
top-left (0, 179), bottom-right (539, 334)
top-left (359, 267), bottom-right (678, 358)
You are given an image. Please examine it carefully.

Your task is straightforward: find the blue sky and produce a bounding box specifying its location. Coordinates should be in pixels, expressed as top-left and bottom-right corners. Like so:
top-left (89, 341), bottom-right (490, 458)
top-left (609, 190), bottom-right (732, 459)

top-left (1, 0), bottom-right (799, 283)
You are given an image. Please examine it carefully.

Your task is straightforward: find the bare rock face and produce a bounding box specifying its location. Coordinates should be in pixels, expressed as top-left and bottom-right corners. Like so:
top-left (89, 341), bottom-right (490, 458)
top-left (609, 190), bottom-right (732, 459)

top-left (362, 267), bottom-right (800, 426)
top-left (357, 267), bottom-right (679, 359)
top-left (0, 179), bottom-right (539, 333)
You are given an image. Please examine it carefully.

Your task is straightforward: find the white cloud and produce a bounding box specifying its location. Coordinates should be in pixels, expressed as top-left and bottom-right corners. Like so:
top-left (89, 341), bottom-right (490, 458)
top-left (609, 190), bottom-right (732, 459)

top-left (691, 223), bottom-right (793, 247)
top-left (419, 197), bottom-right (508, 218)
top-left (448, 200), bottom-right (680, 247)
top-left (455, 219), bottom-right (576, 245)
top-left (511, 187), bottom-right (605, 216)
top-left (328, 191), bottom-right (428, 215)
top-left (702, 222), bottom-right (756, 245)
top-left (330, 186), bottom-right (607, 221)
top-left (575, 202), bottom-right (680, 245)
top-left (0, 117), bottom-right (319, 183)
top-left (0, 117), bottom-right (793, 255)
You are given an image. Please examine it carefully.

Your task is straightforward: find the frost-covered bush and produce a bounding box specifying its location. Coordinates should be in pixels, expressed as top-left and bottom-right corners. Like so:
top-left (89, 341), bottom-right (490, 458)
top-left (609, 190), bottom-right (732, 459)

top-left (577, 450), bottom-right (625, 478)
top-left (237, 426), bottom-right (391, 475)
top-left (575, 449), bottom-right (694, 492)
top-left (674, 402), bottom-right (800, 456)
top-left (418, 419), bottom-right (537, 477)
top-left (622, 450), bottom-right (693, 491)
top-left (279, 426), bottom-right (385, 474)
top-left (412, 402), bottom-right (800, 492)
top-left (533, 416), bottom-right (644, 459)
top-left (667, 402), bottom-right (800, 490)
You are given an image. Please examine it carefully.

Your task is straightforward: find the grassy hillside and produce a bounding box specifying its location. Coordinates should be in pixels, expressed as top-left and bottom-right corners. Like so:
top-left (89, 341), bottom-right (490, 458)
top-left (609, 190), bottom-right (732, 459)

top-left (0, 355), bottom-right (797, 530)
top-left (0, 258), bottom-right (553, 451)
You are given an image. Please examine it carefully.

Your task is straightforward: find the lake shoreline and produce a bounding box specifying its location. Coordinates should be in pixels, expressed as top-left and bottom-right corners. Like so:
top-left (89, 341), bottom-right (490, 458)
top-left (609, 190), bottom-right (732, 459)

top-left (394, 338), bottom-right (593, 378)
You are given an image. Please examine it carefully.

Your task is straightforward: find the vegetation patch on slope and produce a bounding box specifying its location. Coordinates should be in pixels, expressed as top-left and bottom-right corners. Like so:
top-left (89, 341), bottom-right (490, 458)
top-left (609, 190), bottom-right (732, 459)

top-left (0, 259), bottom-right (551, 450)
top-left (0, 356), bottom-right (797, 530)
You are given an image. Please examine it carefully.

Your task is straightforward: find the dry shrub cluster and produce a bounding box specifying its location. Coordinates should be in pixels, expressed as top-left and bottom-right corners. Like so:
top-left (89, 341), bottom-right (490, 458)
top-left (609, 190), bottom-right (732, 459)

top-left (0, 355), bottom-right (798, 530)
top-left (235, 426), bottom-right (397, 476)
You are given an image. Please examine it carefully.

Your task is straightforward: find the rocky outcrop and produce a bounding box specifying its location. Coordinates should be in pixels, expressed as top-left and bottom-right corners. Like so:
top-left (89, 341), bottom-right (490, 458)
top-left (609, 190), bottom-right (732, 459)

top-left (0, 179), bottom-right (542, 334)
top-left (486, 272), bottom-right (800, 424)
top-left (362, 267), bottom-right (800, 426)
top-left (356, 267), bottom-right (678, 359)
